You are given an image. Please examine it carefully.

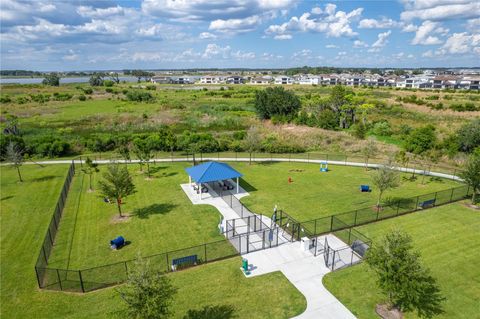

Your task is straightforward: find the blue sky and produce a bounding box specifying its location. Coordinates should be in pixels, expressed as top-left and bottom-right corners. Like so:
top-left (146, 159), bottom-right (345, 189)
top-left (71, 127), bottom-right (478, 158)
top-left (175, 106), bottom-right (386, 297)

top-left (1, 0), bottom-right (479, 71)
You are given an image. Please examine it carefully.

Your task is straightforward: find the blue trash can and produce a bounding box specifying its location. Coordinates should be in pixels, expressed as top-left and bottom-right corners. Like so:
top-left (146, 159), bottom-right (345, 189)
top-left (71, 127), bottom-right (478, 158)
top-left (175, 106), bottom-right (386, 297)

top-left (110, 236), bottom-right (125, 249)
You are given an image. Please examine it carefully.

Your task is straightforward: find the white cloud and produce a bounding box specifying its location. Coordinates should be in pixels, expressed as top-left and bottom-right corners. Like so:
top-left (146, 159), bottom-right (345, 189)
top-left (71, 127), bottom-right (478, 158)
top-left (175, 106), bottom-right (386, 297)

top-left (202, 43), bottom-right (232, 59)
top-left (232, 50), bottom-right (256, 59)
top-left (358, 17), bottom-right (401, 29)
top-left (274, 34), bottom-right (292, 40)
top-left (77, 6), bottom-right (124, 18)
top-left (209, 15), bottom-right (262, 34)
top-left (142, 0), bottom-right (295, 22)
top-left (402, 23), bottom-right (418, 32)
top-left (440, 32), bottom-right (480, 54)
top-left (199, 32), bottom-right (217, 39)
top-left (292, 49), bottom-right (312, 59)
top-left (265, 3), bottom-right (363, 39)
top-left (371, 30), bottom-right (391, 48)
top-left (411, 21), bottom-right (444, 45)
top-left (466, 18), bottom-right (480, 32)
top-left (401, 1), bottom-right (480, 21)
top-left (353, 40), bottom-right (368, 48)
top-left (325, 44), bottom-right (339, 48)
top-left (338, 51), bottom-right (347, 56)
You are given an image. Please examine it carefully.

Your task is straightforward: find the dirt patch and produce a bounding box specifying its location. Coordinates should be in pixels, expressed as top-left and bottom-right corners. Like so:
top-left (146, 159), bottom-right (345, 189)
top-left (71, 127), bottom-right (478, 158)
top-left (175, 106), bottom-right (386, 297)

top-left (376, 304), bottom-right (403, 319)
top-left (461, 202), bottom-right (480, 210)
top-left (110, 214), bottom-right (131, 224)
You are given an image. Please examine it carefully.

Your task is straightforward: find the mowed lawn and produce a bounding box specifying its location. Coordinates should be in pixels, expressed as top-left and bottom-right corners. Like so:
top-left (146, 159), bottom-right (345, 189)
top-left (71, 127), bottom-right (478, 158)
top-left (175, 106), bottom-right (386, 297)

top-left (323, 202), bottom-right (480, 319)
top-left (1, 164), bottom-right (306, 319)
top-left (233, 162), bottom-right (460, 221)
top-left (48, 162), bottom-right (228, 269)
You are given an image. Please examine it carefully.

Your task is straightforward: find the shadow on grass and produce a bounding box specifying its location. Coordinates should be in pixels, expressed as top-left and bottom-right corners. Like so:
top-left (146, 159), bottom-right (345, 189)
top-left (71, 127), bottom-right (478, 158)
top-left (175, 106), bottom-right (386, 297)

top-left (240, 179), bottom-right (257, 192)
top-left (1, 196), bottom-right (13, 201)
top-left (162, 172), bottom-right (178, 178)
top-left (183, 304), bottom-right (236, 319)
top-left (383, 197), bottom-right (416, 209)
top-left (29, 175), bottom-right (59, 182)
top-left (148, 166), bottom-right (167, 175)
top-left (133, 203), bottom-right (177, 219)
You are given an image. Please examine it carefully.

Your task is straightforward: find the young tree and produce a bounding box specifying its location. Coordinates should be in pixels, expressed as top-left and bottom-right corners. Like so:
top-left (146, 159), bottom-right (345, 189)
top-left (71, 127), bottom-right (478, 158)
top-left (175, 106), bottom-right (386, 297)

top-left (98, 164), bottom-right (136, 217)
top-left (117, 142), bottom-right (131, 163)
top-left (81, 157), bottom-right (99, 191)
top-left (89, 73), bottom-right (104, 86)
top-left (6, 142), bottom-right (24, 182)
top-left (110, 72), bottom-right (120, 84)
top-left (371, 160), bottom-right (400, 208)
top-left (133, 138), bottom-right (154, 177)
top-left (116, 256), bottom-right (177, 319)
top-left (42, 73), bottom-right (60, 86)
top-left (244, 126), bottom-right (262, 165)
top-left (366, 230), bottom-right (444, 318)
top-left (460, 154), bottom-right (480, 204)
top-left (362, 139), bottom-right (378, 170)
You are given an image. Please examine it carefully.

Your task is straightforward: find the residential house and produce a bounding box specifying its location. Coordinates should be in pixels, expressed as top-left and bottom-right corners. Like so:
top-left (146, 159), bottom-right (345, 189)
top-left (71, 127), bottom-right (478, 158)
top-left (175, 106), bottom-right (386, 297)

top-left (250, 77), bottom-right (271, 85)
top-left (226, 76), bottom-right (244, 84)
top-left (199, 75), bottom-right (224, 84)
top-left (151, 76), bottom-right (171, 84)
top-left (274, 76), bottom-right (294, 85)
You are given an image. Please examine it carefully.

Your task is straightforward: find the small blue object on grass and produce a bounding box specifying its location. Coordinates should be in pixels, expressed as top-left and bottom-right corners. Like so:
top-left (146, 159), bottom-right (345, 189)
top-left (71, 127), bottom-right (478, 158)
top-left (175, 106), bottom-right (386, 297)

top-left (110, 236), bottom-right (125, 250)
top-left (360, 185), bottom-right (371, 192)
top-left (320, 161), bottom-right (328, 172)
top-left (419, 199), bottom-right (436, 209)
top-left (242, 258), bottom-right (250, 275)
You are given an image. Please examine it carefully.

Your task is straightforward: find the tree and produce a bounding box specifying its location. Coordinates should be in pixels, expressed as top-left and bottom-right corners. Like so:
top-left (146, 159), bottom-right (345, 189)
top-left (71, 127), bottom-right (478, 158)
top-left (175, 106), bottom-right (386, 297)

top-left (110, 72), bottom-right (120, 84)
top-left (98, 164), bottom-right (136, 217)
top-left (89, 73), bottom-right (104, 86)
top-left (358, 103), bottom-right (375, 125)
top-left (133, 138), bottom-right (154, 178)
top-left (366, 230), bottom-right (445, 318)
top-left (244, 126), bottom-right (262, 165)
top-left (254, 87), bottom-right (301, 120)
top-left (42, 73), bottom-right (60, 86)
top-left (81, 157), bottom-right (99, 191)
top-left (117, 142), bottom-right (131, 163)
top-left (116, 256), bottom-right (177, 319)
top-left (371, 160), bottom-right (400, 207)
top-left (362, 139), bottom-right (378, 170)
top-left (183, 305), bottom-right (236, 319)
top-left (404, 125), bottom-right (437, 154)
top-left (456, 119), bottom-right (480, 153)
top-left (460, 154), bottom-right (480, 204)
top-left (5, 142), bottom-right (24, 182)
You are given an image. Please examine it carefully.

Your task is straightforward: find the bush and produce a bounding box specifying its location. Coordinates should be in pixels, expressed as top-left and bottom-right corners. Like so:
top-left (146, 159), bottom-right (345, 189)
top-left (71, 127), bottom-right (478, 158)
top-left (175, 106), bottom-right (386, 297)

top-left (254, 87), bottom-right (301, 120)
top-left (29, 94), bottom-right (50, 103)
top-left (105, 87), bottom-right (114, 93)
top-left (352, 123), bottom-right (367, 139)
top-left (457, 119), bottom-right (480, 153)
top-left (42, 73), bottom-right (60, 86)
top-left (372, 121), bottom-right (392, 136)
top-left (261, 135), bottom-right (305, 153)
top-left (86, 135), bottom-right (116, 152)
top-left (0, 96), bottom-right (12, 103)
top-left (145, 85), bottom-right (156, 91)
top-left (28, 135), bottom-right (71, 157)
top-left (53, 92), bottom-right (73, 101)
top-left (126, 90), bottom-right (154, 102)
top-left (78, 94), bottom-right (87, 101)
top-left (316, 109), bottom-right (338, 130)
top-left (404, 125), bottom-right (437, 154)
top-left (103, 80), bottom-right (114, 87)
top-left (82, 87), bottom-right (93, 94)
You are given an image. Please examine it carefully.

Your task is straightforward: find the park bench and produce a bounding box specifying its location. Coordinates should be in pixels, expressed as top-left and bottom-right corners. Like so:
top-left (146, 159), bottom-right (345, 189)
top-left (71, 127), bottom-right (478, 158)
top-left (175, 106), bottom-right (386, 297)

top-left (171, 254), bottom-right (198, 271)
top-left (360, 185), bottom-right (371, 192)
top-left (418, 199), bottom-right (436, 209)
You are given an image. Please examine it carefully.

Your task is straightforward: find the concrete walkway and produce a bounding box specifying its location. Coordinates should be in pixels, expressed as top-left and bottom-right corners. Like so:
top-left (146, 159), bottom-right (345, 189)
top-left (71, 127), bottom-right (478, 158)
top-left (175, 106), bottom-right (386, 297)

top-left (7, 157), bottom-right (463, 182)
top-left (243, 235), bottom-right (356, 319)
top-left (181, 183), bottom-right (357, 319)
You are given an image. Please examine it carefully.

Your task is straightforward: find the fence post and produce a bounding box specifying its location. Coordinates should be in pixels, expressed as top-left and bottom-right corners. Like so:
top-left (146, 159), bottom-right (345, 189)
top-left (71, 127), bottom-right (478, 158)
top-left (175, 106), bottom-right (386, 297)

top-left (42, 246), bottom-right (48, 264)
top-left (314, 219), bottom-right (317, 236)
top-left (354, 210), bottom-right (358, 226)
top-left (56, 269), bottom-right (63, 291)
top-left (307, 153), bottom-right (310, 163)
top-left (166, 252), bottom-right (169, 272)
top-left (79, 270), bottom-right (85, 293)
top-left (433, 192), bottom-right (438, 206)
top-left (48, 228), bottom-right (54, 245)
top-left (415, 196), bottom-right (420, 210)
top-left (204, 244), bottom-right (207, 263)
top-left (396, 201), bottom-right (401, 215)
top-left (239, 235), bottom-right (241, 254)
top-left (450, 187), bottom-right (455, 202)
top-left (330, 216), bottom-right (334, 232)
top-left (262, 230), bottom-right (265, 249)
top-left (35, 267), bottom-right (42, 288)
top-left (230, 195), bottom-right (232, 207)
top-left (348, 228), bottom-right (352, 245)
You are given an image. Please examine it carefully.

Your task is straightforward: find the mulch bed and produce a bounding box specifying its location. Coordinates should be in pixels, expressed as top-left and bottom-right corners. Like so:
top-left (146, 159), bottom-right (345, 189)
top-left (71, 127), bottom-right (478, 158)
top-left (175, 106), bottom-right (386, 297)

top-left (375, 304), bottom-right (403, 319)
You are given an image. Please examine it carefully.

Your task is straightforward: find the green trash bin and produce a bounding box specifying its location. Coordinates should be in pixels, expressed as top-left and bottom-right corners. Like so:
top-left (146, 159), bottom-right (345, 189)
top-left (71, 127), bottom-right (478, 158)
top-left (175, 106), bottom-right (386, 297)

top-left (242, 258), bottom-right (248, 272)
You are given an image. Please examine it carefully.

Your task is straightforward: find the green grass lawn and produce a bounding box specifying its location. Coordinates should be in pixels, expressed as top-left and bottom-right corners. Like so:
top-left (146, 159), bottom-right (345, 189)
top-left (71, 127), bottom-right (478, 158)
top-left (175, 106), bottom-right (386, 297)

top-left (1, 164), bottom-right (306, 319)
top-left (323, 202), bottom-right (480, 319)
top-left (48, 162), bottom-right (229, 269)
top-left (234, 162), bottom-right (460, 221)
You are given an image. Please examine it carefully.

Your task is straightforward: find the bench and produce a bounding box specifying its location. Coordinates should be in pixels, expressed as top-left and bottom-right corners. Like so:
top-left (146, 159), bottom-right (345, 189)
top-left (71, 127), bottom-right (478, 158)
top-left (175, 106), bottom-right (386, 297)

top-left (171, 254), bottom-right (198, 271)
top-left (360, 185), bottom-right (371, 192)
top-left (419, 199), bottom-right (436, 209)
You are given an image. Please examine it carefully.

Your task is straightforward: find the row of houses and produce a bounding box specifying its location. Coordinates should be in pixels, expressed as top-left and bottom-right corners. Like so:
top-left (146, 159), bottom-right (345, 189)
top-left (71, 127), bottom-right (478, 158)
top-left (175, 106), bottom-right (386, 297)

top-left (151, 74), bottom-right (480, 90)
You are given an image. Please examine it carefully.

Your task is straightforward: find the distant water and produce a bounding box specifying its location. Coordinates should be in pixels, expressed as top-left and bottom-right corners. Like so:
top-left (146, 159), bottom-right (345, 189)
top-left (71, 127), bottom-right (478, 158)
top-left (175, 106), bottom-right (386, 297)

top-left (0, 76), bottom-right (139, 84)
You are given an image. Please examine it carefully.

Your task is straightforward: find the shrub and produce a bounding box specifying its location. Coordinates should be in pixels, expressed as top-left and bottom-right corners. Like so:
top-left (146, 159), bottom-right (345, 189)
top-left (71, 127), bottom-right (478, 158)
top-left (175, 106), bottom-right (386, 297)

top-left (404, 125), bottom-right (436, 154)
top-left (254, 87), bottom-right (301, 120)
top-left (457, 119), bottom-right (480, 153)
top-left (82, 87), bottom-right (93, 94)
top-left (0, 96), bottom-right (12, 103)
top-left (145, 85), bottom-right (156, 91)
top-left (78, 95), bottom-right (87, 101)
top-left (28, 135), bottom-right (71, 157)
top-left (105, 87), bottom-right (114, 93)
top-left (372, 121), bottom-right (392, 136)
top-left (316, 109), bottom-right (339, 130)
top-left (53, 92), bottom-right (73, 101)
top-left (352, 123), bottom-right (367, 139)
top-left (126, 90), bottom-right (154, 102)
top-left (103, 80), bottom-right (114, 87)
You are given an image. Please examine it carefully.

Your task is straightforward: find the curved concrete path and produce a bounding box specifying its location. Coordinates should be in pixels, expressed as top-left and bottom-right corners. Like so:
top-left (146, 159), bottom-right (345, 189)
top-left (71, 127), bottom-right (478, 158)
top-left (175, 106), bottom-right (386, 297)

top-left (6, 157), bottom-right (463, 182)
